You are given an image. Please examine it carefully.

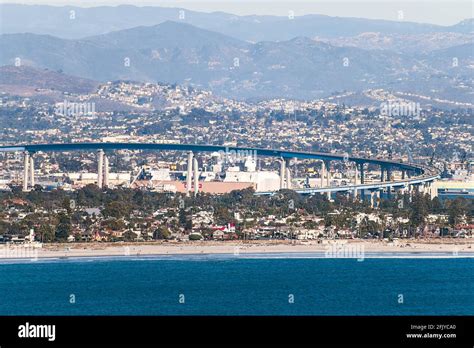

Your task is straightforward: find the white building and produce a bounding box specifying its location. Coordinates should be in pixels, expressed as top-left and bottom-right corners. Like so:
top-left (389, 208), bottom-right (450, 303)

top-left (150, 168), bottom-right (171, 181)
top-left (224, 169), bottom-right (280, 192)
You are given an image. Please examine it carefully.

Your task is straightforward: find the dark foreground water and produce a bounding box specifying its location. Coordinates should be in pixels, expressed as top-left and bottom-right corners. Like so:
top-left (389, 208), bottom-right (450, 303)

top-left (0, 254), bottom-right (472, 315)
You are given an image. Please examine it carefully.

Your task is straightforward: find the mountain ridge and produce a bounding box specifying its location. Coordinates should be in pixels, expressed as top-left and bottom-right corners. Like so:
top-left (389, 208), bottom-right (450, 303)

top-left (0, 20), bottom-right (472, 102)
top-left (0, 4), bottom-right (472, 41)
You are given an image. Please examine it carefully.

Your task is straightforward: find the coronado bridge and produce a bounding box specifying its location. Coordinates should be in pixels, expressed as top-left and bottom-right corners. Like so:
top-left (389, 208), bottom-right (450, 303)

top-left (0, 142), bottom-right (440, 207)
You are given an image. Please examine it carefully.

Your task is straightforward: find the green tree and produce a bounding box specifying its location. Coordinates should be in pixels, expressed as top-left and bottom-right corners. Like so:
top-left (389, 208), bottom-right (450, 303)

top-left (189, 233), bottom-right (202, 241)
top-left (123, 230), bottom-right (137, 242)
top-left (153, 226), bottom-right (171, 240)
top-left (38, 223), bottom-right (55, 242)
top-left (447, 198), bottom-right (467, 226)
top-left (55, 213), bottom-right (71, 242)
top-left (102, 201), bottom-right (131, 219)
top-left (409, 193), bottom-right (428, 227)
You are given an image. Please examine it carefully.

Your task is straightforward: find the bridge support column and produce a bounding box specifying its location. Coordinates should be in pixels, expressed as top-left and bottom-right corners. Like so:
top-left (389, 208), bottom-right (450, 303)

top-left (401, 184), bottom-right (407, 196)
top-left (386, 167), bottom-right (392, 198)
top-left (320, 160), bottom-right (326, 188)
top-left (359, 163), bottom-right (365, 200)
top-left (381, 166), bottom-right (388, 197)
top-left (97, 149), bottom-right (104, 189)
top-left (353, 162), bottom-right (359, 200)
top-left (429, 182), bottom-right (437, 199)
top-left (373, 190), bottom-right (381, 208)
top-left (285, 159), bottom-right (291, 190)
top-left (29, 155), bottom-right (35, 188)
top-left (354, 162), bottom-right (359, 185)
top-left (193, 157), bottom-right (199, 196)
top-left (23, 151), bottom-right (30, 192)
top-left (280, 158), bottom-right (286, 190)
top-left (104, 155), bottom-right (109, 188)
top-left (325, 161), bottom-right (331, 187)
top-left (186, 151), bottom-right (193, 196)
top-left (325, 160), bottom-right (331, 200)
top-left (422, 183), bottom-right (428, 195)
top-left (369, 191), bottom-right (375, 208)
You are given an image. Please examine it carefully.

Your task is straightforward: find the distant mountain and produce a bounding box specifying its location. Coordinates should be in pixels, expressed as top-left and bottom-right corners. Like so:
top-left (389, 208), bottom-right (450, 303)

top-left (0, 4), bottom-right (472, 41)
top-left (0, 32), bottom-right (140, 81)
top-left (448, 18), bottom-right (474, 34)
top-left (0, 65), bottom-right (98, 96)
top-left (87, 21), bottom-right (247, 50)
top-left (0, 22), bottom-right (472, 101)
top-left (240, 37), bottom-right (418, 98)
top-left (428, 42), bottom-right (474, 60)
top-left (314, 32), bottom-right (474, 54)
top-left (423, 43), bottom-right (474, 75)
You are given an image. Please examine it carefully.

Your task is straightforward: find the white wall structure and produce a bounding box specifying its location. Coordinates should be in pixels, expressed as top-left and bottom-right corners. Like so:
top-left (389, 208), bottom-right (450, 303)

top-left (150, 168), bottom-right (171, 181)
top-left (279, 158), bottom-right (286, 189)
top-left (193, 157), bottom-right (199, 195)
top-left (285, 166), bottom-right (291, 190)
top-left (244, 156), bottom-right (257, 172)
top-left (103, 155), bottom-right (110, 187)
top-left (97, 149), bottom-right (104, 189)
top-left (224, 170), bottom-right (280, 192)
top-left (23, 151), bottom-right (29, 192)
top-left (186, 151), bottom-right (193, 196)
top-left (29, 157), bottom-right (35, 188)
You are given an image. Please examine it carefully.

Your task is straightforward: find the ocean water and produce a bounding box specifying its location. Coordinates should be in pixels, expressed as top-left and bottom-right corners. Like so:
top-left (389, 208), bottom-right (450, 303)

top-left (0, 254), bottom-right (472, 315)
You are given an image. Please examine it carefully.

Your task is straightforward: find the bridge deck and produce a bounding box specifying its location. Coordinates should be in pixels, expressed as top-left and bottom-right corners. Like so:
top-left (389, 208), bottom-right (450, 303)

top-left (0, 142), bottom-right (440, 191)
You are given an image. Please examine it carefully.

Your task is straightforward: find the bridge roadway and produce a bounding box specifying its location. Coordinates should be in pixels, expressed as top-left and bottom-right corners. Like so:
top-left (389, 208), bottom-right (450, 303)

top-left (0, 142), bottom-right (440, 197)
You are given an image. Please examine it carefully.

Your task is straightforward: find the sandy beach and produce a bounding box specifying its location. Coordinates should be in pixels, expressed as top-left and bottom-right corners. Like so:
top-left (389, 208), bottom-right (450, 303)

top-left (1, 239), bottom-right (473, 260)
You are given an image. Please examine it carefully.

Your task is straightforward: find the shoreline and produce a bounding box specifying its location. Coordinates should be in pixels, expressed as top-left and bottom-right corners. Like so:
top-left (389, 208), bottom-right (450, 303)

top-left (1, 239), bottom-right (473, 260)
top-left (1, 252), bottom-right (474, 263)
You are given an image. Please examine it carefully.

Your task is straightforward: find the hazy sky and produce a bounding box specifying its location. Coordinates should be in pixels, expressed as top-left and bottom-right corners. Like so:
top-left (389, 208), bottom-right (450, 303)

top-left (1, 0), bottom-right (472, 25)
